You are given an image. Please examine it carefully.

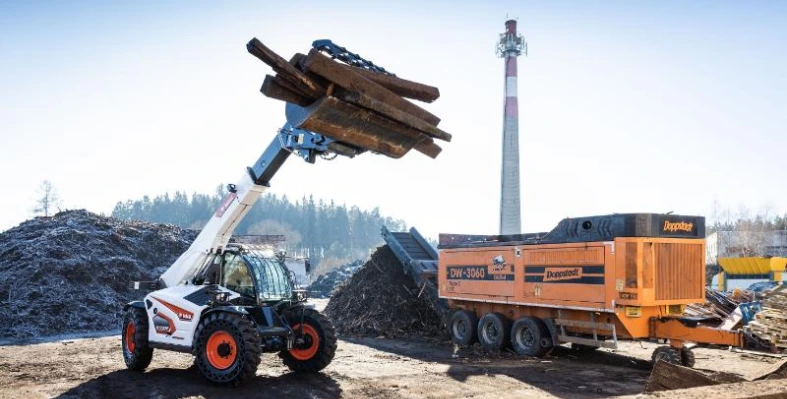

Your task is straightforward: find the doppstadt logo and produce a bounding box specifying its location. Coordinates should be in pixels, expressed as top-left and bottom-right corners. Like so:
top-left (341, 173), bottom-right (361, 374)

top-left (543, 267), bottom-right (583, 282)
top-left (663, 220), bottom-right (693, 233)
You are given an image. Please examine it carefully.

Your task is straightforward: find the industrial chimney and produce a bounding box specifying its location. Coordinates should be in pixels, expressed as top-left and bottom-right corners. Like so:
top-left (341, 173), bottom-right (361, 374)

top-left (496, 19), bottom-right (527, 235)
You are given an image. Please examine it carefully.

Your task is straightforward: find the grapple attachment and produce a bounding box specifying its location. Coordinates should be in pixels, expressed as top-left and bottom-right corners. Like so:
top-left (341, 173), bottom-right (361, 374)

top-left (247, 38), bottom-right (451, 159)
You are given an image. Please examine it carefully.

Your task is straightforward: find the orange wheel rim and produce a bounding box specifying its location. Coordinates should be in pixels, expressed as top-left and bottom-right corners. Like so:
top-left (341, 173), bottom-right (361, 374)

top-left (125, 322), bottom-right (136, 352)
top-left (290, 323), bottom-right (320, 361)
top-left (206, 331), bottom-right (237, 370)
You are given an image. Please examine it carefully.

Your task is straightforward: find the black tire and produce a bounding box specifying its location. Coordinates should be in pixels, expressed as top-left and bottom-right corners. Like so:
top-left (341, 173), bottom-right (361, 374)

top-left (448, 309), bottom-right (478, 346)
top-left (680, 347), bottom-right (696, 368)
top-left (510, 317), bottom-right (552, 357)
top-left (477, 312), bottom-right (510, 351)
top-left (651, 346), bottom-right (681, 365)
top-left (122, 307), bottom-right (153, 371)
top-left (280, 307), bottom-right (337, 373)
top-left (193, 312), bottom-right (261, 386)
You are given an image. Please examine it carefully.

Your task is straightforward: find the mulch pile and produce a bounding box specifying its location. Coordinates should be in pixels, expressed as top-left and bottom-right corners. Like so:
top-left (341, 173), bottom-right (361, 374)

top-left (0, 210), bottom-right (196, 339)
top-left (308, 260), bottom-right (363, 298)
top-left (324, 245), bottom-right (446, 339)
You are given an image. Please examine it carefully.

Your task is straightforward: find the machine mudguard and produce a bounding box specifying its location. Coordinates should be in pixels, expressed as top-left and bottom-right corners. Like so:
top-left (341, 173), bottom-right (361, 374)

top-left (124, 300), bottom-right (146, 311)
top-left (201, 305), bottom-right (249, 319)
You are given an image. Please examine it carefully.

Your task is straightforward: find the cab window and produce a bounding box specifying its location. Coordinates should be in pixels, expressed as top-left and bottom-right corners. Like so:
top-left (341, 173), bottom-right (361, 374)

top-left (222, 254), bottom-right (255, 298)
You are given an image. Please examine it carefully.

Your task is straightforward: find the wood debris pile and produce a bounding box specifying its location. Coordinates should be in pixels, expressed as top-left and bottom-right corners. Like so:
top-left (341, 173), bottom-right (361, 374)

top-left (684, 288), bottom-right (756, 320)
top-left (0, 210), bottom-right (196, 339)
top-left (746, 285), bottom-right (787, 350)
top-left (246, 38), bottom-right (451, 159)
top-left (324, 245), bottom-right (445, 339)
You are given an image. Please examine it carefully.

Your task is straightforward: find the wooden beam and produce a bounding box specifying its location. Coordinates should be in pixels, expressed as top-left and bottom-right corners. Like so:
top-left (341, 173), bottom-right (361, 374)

top-left (644, 361), bottom-right (722, 393)
top-left (272, 74), bottom-right (314, 99)
top-left (333, 87), bottom-right (451, 142)
top-left (246, 38), bottom-right (325, 98)
top-left (260, 75), bottom-right (313, 107)
top-left (350, 67), bottom-right (440, 103)
top-left (285, 96), bottom-right (437, 159)
top-left (302, 49), bottom-right (441, 126)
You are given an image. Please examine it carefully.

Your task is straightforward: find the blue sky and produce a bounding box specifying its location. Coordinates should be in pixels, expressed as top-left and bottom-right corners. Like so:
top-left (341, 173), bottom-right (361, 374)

top-left (1, 1), bottom-right (785, 238)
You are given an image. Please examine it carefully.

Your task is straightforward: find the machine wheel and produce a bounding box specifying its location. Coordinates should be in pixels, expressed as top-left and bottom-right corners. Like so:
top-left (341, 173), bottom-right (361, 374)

top-left (194, 312), bottom-right (261, 386)
top-left (448, 309), bottom-right (478, 346)
top-left (280, 307), bottom-right (337, 373)
top-left (510, 317), bottom-right (552, 357)
top-left (651, 346), bottom-right (681, 365)
top-left (122, 307), bottom-right (153, 371)
top-left (477, 312), bottom-right (510, 351)
top-left (680, 347), bottom-right (696, 368)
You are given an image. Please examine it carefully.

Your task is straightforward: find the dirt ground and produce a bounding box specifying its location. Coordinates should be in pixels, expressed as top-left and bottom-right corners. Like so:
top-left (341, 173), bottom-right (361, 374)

top-left (0, 301), bottom-right (784, 399)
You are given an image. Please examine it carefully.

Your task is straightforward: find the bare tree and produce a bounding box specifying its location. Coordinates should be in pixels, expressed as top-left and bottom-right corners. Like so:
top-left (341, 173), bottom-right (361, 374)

top-left (33, 180), bottom-right (62, 217)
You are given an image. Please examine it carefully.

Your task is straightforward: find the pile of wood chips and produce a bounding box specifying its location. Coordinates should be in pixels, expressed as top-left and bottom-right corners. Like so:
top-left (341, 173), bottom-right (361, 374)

top-left (246, 38), bottom-right (451, 159)
top-left (324, 245), bottom-right (446, 339)
top-left (746, 285), bottom-right (787, 350)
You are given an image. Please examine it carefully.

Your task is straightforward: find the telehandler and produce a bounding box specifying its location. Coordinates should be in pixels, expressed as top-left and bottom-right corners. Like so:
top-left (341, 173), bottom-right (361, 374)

top-left (121, 37), bottom-right (447, 385)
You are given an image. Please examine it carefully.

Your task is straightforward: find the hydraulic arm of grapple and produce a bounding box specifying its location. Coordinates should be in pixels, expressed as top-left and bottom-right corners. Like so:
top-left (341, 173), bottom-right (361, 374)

top-left (158, 124), bottom-right (355, 288)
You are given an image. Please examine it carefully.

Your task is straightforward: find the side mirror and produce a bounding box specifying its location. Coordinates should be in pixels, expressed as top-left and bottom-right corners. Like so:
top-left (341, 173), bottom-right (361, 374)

top-left (304, 259), bottom-right (311, 273)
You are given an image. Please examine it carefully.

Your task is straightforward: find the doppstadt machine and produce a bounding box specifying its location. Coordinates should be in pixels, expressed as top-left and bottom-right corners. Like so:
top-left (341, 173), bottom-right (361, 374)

top-left (437, 213), bottom-right (750, 366)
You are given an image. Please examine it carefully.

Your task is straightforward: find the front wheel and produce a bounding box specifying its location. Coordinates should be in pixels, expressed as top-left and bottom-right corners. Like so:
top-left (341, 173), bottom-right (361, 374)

top-left (122, 307), bottom-right (153, 370)
top-left (280, 307), bottom-right (337, 373)
top-left (194, 312), bottom-right (261, 386)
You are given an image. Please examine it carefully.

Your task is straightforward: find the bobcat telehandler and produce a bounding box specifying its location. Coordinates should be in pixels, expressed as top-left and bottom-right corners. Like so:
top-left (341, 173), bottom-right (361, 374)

top-left (121, 38), bottom-right (445, 386)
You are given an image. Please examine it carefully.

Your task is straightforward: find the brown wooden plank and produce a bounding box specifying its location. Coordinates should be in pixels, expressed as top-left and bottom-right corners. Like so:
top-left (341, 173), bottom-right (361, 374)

top-left (302, 49), bottom-right (441, 126)
top-left (350, 67), bottom-right (440, 102)
top-left (285, 96), bottom-right (437, 159)
top-left (644, 360), bottom-right (720, 393)
top-left (414, 139), bottom-right (442, 158)
top-left (246, 38), bottom-right (325, 98)
top-left (272, 74), bottom-right (314, 99)
top-left (333, 87), bottom-right (451, 142)
top-left (260, 75), bottom-right (313, 106)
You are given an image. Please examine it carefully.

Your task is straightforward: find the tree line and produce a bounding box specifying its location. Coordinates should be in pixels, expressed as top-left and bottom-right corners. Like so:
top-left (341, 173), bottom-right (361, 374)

top-left (111, 186), bottom-right (407, 273)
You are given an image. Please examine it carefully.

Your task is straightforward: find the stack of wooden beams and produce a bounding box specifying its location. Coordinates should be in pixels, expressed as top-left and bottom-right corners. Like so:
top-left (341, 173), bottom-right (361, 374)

top-left (745, 285), bottom-right (787, 350)
top-left (246, 38), bottom-right (451, 159)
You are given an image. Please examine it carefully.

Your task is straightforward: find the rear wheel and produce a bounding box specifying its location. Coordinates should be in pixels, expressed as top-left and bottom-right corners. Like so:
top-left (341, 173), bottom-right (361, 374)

top-left (510, 317), bottom-right (552, 357)
top-left (280, 307), bottom-right (337, 373)
top-left (122, 307), bottom-right (153, 370)
top-left (449, 309), bottom-right (478, 346)
top-left (194, 312), bottom-right (261, 386)
top-left (477, 312), bottom-right (510, 351)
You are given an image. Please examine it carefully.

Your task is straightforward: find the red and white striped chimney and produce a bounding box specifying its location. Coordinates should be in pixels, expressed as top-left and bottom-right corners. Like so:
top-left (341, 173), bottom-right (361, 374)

top-left (497, 19), bottom-right (527, 235)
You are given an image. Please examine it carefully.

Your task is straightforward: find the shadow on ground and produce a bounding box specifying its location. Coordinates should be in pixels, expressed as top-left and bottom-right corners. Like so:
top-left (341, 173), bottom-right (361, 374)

top-left (344, 336), bottom-right (652, 399)
top-left (54, 366), bottom-right (342, 399)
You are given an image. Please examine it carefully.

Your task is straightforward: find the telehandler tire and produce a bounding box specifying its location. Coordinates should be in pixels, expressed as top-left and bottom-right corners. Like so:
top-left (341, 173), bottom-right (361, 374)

top-left (448, 309), bottom-right (478, 346)
top-left (510, 317), bottom-right (552, 357)
top-left (280, 307), bottom-right (337, 373)
top-left (193, 312), bottom-right (261, 386)
top-left (477, 312), bottom-right (510, 351)
top-left (122, 307), bottom-right (153, 371)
